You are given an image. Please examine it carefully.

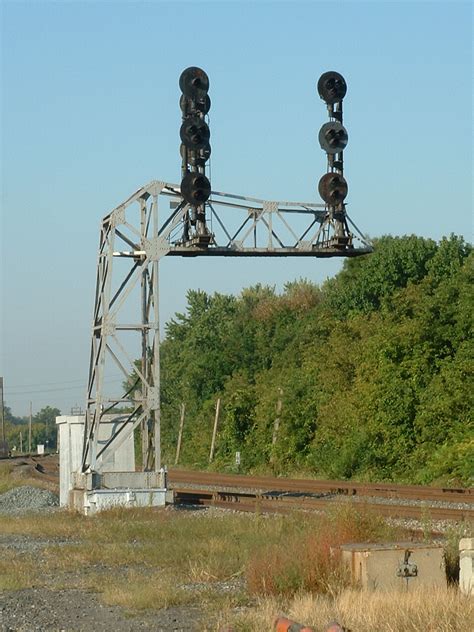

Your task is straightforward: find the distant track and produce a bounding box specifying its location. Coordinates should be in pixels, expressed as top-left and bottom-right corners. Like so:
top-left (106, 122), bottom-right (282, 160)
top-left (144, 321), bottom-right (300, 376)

top-left (0, 453), bottom-right (56, 461)
top-left (169, 469), bottom-right (474, 523)
top-left (1, 453), bottom-right (59, 485)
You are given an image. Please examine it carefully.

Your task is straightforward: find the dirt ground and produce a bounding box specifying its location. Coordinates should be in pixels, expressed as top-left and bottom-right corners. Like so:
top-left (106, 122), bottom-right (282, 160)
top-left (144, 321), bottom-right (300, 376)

top-left (0, 460), bottom-right (213, 631)
top-left (0, 587), bottom-right (203, 632)
top-left (0, 531), bottom-right (206, 632)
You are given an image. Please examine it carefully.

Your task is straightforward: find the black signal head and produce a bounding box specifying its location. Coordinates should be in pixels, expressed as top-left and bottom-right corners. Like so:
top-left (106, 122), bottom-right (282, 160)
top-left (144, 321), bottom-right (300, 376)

top-left (180, 116), bottom-right (211, 150)
top-left (181, 171), bottom-right (211, 206)
top-left (179, 94), bottom-right (211, 115)
top-left (318, 172), bottom-right (348, 205)
top-left (179, 67), bottom-right (210, 98)
top-left (318, 121), bottom-right (348, 154)
top-left (317, 71), bottom-right (347, 104)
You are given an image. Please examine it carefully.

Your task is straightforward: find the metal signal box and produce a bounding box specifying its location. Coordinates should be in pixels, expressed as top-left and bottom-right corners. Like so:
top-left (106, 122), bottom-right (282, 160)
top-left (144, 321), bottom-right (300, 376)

top-left (340, 542), bottom-right (446, 591)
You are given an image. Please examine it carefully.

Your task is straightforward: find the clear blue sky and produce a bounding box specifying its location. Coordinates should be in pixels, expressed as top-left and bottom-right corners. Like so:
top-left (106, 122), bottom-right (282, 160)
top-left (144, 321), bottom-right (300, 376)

top-left (1, 0), bottom-right (472, 417)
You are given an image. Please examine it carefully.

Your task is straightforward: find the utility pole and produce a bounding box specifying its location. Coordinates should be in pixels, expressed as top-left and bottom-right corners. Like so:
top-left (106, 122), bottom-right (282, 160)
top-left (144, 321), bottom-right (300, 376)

top-left (0, 377), bottom-right (5, 444)
top-left (19, 431), bottom-right (23, 453)
top-left (272, 389), bottom-right (283, 447)
top-left (209, 398), bottom-right (221, 463)
top-left (174, 403), bottom-right (185, 466)
top-left (28, 402), bottom-right (32, 454)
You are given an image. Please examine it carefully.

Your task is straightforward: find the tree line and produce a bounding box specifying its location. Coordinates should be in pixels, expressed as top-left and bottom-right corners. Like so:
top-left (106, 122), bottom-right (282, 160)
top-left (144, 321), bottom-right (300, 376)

top-left (160, 234), bottom-right (473, 485)
top-left (2, 405), bottom-right (60, 452)
top-left (4, 234), bottom-right (471, 483)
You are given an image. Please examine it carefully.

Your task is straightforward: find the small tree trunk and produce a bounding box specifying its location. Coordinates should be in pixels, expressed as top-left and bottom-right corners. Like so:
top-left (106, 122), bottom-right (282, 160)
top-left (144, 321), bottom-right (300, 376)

top-left (175, 403), bottom-right (185, 465)
top-left (209, 398), bottom-right (221, 463)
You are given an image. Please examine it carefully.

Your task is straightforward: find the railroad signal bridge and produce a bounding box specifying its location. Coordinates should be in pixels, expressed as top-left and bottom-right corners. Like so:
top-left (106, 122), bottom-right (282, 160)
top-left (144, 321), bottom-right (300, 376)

top-left (78, 68), bottom-right (372, 493)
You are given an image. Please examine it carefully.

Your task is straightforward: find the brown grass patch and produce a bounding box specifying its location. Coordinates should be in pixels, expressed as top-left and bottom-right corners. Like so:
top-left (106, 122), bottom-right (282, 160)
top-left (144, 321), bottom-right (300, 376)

top-left (246, 503), bottom-right (400, 596)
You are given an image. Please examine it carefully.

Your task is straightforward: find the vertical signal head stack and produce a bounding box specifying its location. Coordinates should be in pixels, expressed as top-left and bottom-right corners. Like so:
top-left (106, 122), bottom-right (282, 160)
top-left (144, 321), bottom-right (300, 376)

top-left (179, 66), bottom-right (212, 244)
top-left (317, 71), bottom-right (353, 248)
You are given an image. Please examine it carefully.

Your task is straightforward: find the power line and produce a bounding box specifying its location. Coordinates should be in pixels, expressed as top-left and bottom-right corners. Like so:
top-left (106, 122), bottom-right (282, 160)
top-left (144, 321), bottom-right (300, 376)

top-left (7, 377), bottom-right (89, 390)
top-left (6, 385), bottom-right (87, 396)
top-left (5, 377), bottom-right (124, 396)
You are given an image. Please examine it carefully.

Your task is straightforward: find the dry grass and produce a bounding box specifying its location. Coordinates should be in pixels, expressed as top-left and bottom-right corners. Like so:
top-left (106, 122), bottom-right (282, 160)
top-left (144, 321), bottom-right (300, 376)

top-left (100, 569), bottom-right (195, 610)
top-left (0, 462), bottom-right (20, 493)
top-left (0, 508), bottom-right (300, 609)
top-left (219, 587), bottom-right (473, 632)
top-left (0, 554), bottom-right (35, 591)
top-left (0, 495), bottom-right (471, 629)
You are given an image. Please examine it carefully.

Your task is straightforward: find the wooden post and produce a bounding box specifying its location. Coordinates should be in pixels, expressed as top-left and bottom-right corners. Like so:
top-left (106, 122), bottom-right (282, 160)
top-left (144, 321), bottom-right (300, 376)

top-left (28, 401), bottom-right (32, 454)
top-left (209, 398), bottom-right (221, 463)
top-left (272, 389), bottom-right (283, 447)
top-left (19, 431), bottom-right (23, 454)
top-left (174, 402), bottom-right (185, 465)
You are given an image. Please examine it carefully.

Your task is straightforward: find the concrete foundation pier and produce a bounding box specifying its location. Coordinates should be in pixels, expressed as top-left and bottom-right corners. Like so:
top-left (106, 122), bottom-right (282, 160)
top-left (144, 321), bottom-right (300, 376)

top-left (459, 538), bottom-right (474, 596)
top-left (56, 415), bottom-right (168, 515)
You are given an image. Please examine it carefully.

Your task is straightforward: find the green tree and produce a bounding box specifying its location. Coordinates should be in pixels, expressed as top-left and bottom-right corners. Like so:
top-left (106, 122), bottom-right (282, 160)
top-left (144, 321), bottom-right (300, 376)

top-left (156, 234), bottom-right (473, 484)
top-left (324, 235), bottom-right (438, 316)
top-left (33, 406), bottom-right (61, 449)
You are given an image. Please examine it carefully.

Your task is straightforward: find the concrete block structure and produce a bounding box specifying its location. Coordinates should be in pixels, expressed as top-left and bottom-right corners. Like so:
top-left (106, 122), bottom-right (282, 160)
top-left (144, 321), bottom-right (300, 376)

top-left (56, 415), bottom-right (168, 515)
top-left (56, 415), bottom-right (136, 507)
top-left (340, 542), bottom-right (446, 591)
top-left (459, 538), bottom-right (474, 596)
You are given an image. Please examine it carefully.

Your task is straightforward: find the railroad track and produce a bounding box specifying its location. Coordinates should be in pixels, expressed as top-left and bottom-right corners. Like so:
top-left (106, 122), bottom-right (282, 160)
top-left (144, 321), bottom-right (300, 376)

top-left (1, 453), bottom-right (57, 462)
top-left (168, 469), bottom-right (473, 502)
top-left (3, 456), bottom-right (472, 522)
top-left (1, 453), bottom-right (60, 485)
top-left (172, 488), bottom-right (474, 522)
top-left (169, 470), bottom-right (474, 523)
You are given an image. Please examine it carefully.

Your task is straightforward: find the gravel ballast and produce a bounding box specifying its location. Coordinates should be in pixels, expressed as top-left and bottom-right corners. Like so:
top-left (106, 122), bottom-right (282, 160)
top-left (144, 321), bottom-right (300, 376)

top-left (0, 486), bottom-right (59, 516)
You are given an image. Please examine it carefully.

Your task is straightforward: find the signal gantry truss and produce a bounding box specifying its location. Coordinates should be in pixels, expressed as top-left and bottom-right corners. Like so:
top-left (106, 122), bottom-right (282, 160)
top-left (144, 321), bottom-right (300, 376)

top-left (81, 67), bottom-right (373, 476)
top-left (81, 180), bottom-right (372, 473)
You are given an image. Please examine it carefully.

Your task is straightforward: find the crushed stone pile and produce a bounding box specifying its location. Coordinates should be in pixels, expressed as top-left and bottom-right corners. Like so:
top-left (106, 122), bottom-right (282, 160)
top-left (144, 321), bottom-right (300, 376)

top-left (0, 485), bottom-right (59, 515)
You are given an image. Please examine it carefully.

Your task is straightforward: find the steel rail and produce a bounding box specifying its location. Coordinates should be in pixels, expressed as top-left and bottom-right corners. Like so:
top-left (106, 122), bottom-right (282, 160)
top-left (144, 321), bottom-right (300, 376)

top-left (169, 470), bottom-right (474, 504)
top-left (172, 488), bottom-right (474, 523)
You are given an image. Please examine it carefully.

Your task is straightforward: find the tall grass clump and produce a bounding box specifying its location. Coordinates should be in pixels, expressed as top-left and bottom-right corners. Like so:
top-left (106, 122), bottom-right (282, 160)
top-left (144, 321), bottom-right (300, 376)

top-left (220, 587), bottom-right (473, 632)
top-left (443, 520), bottom-right (472, 585)
top-left (246, 503), bottom-right (399, 597)
top-left (0, 462), bottom-right (16, 493)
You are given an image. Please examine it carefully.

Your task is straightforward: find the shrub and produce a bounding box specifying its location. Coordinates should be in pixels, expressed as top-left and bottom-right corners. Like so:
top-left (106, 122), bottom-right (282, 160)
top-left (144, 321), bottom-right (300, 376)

top-left (246, 504), bottom-right (396, 597)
